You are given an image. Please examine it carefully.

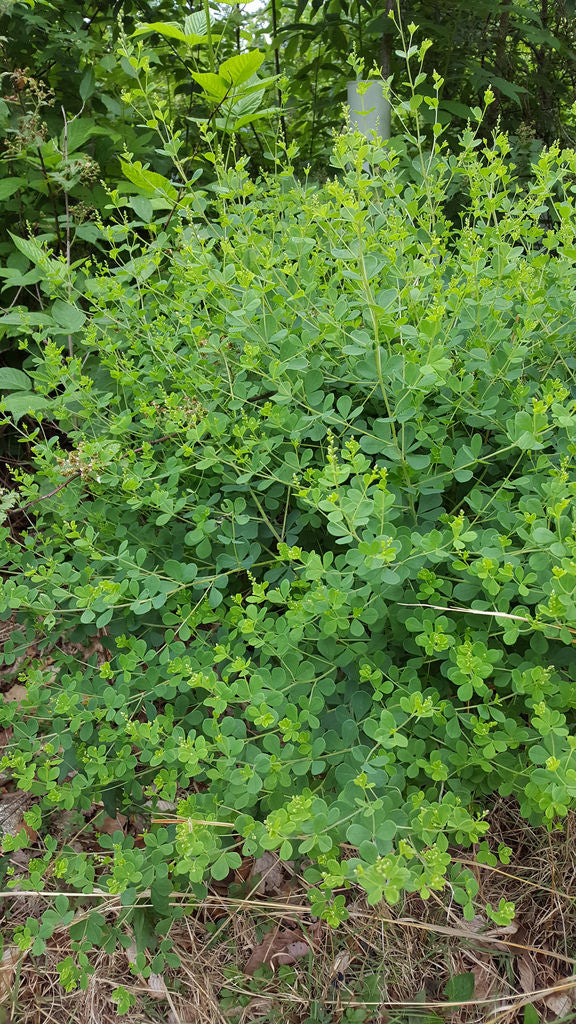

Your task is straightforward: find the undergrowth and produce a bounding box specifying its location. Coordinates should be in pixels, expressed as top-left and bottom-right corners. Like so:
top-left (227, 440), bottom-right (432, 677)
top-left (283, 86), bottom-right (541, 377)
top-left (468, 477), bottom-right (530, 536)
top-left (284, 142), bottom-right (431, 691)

top-left (4, 805), bottom-right (576, 1022)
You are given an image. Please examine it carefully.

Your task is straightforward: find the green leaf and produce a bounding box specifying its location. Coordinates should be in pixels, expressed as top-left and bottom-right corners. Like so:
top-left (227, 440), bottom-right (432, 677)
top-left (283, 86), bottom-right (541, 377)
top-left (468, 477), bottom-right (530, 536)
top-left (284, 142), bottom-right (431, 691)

top-left (183, 10), bottom-right (209, 37)
top-left (7, 234), bottom-right (67, 283)
top-left (130, 197), bottom-right (154, 222)
top-left (441, 100), bottom-right (473, 119)
top-left (111, 986), bottom-right (136, 1015)
top-left (0, 311), bottom-right (52, 328)
top-left (0, 178), bottom-right (24, 201)
top-left (211, 853), bottom-right (231, 880)
top-left (219, 51), bottom-right (265, 88)
top-left (444, 973), bottom-right (475, 1002)
top-left (133, 16), bottom-right (221, 45)
top-left (346, 824), bottom-right (373, 847)
top-left (233, 106), bottom-right (277, 131)
top-left (523, 1004), bottom-right (539, 1024)
top-left (120, 160), bottom-right (178, 200)
top-left (52, 300), bottom-right (86, 333)
top-left (490, 76), bottom-right (529, 104)
top-left (190, 72), bottom-right (230, 101)
top-left (0, 368), bottom-right (30, 391)
top-left (132, 21), bottom-right (189, 42)
top-left (1, 393), bottom-right (52, 421)
top-left (79, 67), bottom-right (96, 102)
top-left (63, 117), bottom-right (107, 154)
top-left (9, 233), bottom-right (49, 267)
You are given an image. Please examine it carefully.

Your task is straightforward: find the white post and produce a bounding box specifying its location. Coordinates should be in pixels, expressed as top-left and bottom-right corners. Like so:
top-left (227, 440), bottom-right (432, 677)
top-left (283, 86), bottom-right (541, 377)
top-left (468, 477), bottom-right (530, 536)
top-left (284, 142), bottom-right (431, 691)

top-left (347, 80), bottom-right (391, 141)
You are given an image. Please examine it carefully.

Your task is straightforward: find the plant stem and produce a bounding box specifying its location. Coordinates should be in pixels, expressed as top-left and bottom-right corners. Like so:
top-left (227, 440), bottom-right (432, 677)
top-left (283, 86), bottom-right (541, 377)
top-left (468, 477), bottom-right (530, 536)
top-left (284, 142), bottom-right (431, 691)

top-left (203, 0), bottom-right (215, 73)
top-left (61, 105), bottom-right (73, 358)
top-left (270, 0), bottom-right (288, 144)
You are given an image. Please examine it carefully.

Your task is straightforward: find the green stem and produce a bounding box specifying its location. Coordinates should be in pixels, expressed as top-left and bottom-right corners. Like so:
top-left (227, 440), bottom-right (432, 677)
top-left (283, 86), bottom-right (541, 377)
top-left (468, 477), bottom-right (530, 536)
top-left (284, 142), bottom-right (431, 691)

top-left (271, 0), bottom-right (288, 143)
top-left (356, 229), bottom-right (398, 447)
top-left (203, 0), bottom-right (215, 73)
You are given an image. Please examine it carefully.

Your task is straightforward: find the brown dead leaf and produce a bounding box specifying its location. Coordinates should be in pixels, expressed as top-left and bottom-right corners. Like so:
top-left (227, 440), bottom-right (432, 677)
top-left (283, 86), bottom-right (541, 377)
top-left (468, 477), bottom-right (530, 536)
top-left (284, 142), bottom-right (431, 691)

top-left (468, 914), bottom-right (518, 938)
top-left (244, 927), bottom-right (313, 976)
top-left (232, 856), bottom-right (253, 884)
top-left (147, 973), bottom-right (169, 1000)
top-left (0, 946), bottom-right (22, 1002)
top-left (466, 913), bottom-right (518, 951)
top-left (245, 997), bottom-right (277, 1019)
top-left (98, 813), bottom-right (127, 835)
top-left (9, 849), bottom-right (31, 871)
top-left (249, 852), bottom-right (292, 896)
top-left (0, 790), bottom-right (31, 837)
top-left (471, 963), bottom-right (497, 1002)
top-left (3, 683), bottom-right (27, 704)
top-left (21, 822), bottom-right (37, 843)
top-left (332, 950), bottom-right (352, 976)
top-left (544, 977), bottom-right (576, 1018)
top-left (155, 799), bottom-right (177, 812)
top-left (0, 728), bottom-right (12, 751)
top-left (545, 993), bottom-right (573, 1017)
top-left (59, 635), bottom-right (107, 666)
top-left (124, 942), bottom-right (138, 968)
top-left (0, 616), bottom-right (16, 648)
top-left (517, 955), bottom-right (536, 995)
top-left (330, 949), bottom-right (352, 989)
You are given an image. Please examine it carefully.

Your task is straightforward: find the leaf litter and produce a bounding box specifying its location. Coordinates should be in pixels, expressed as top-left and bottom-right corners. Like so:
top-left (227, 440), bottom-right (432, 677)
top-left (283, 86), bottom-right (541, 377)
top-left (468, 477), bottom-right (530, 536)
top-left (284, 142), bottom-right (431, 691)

top-left (2, 799), bottom-right (576, 1023)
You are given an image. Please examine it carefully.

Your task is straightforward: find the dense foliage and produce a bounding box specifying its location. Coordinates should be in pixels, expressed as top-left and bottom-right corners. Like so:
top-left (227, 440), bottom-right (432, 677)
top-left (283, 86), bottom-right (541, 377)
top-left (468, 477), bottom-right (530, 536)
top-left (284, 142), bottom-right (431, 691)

top-left (0, 0), bottom-right (275, 362)
top-left (1, 0), bottom-right (576, 326)
top-left (3, 64), bottom-right (576, 981)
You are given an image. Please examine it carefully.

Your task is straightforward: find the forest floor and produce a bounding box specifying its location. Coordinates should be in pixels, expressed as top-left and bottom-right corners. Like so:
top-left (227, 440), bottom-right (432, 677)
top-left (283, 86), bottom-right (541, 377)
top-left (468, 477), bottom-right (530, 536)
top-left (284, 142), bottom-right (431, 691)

top-left (2, 800), bottom-right (575, 1024)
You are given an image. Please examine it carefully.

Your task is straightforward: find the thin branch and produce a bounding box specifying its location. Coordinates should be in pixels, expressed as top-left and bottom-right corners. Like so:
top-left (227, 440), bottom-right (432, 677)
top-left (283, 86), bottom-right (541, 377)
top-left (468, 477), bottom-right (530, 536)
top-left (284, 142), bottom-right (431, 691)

top-left (398, 602), bottom-right (531, 623)
top-left (8, 286), bottom-right (24, 309)
top-left (18, 433), bottom-right (176, 515)
top-left (61, 105), bottom-right (73, 358)
top-left (14, 92), bottom-right (62, 253)
top-left (162, 85), bottom-right (234, 232)
top-left (20, 471), bottom-right (81, 512)
top-left (270, 0), bottom-right (288, 144)
top-left (398, 602), bottom-right (576, 637)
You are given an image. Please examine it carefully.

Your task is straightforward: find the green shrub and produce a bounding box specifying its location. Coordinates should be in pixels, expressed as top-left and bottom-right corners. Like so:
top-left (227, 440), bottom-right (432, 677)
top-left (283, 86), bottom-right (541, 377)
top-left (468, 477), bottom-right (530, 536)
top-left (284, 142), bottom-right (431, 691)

top-left (3, 110), bottom-right (576, 971)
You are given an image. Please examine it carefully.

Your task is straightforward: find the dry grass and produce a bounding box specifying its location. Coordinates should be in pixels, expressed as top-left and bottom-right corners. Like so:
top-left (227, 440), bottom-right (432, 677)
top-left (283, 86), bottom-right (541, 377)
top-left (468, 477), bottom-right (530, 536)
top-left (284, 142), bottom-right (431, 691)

top-left (2, 800), bottom-right (576, 1024)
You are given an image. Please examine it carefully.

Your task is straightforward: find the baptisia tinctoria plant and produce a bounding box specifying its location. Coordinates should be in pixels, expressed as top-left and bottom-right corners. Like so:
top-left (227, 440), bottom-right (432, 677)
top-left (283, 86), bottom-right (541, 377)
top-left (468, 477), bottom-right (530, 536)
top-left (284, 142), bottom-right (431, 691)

top-left (2, 79), bottom-right (576, 974)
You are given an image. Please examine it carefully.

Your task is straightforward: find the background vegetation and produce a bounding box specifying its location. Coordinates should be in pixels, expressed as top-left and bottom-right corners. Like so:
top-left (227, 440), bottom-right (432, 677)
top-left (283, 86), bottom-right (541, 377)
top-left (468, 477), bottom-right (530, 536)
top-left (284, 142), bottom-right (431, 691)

top-left (2, 0), bottom-right (576, 329)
